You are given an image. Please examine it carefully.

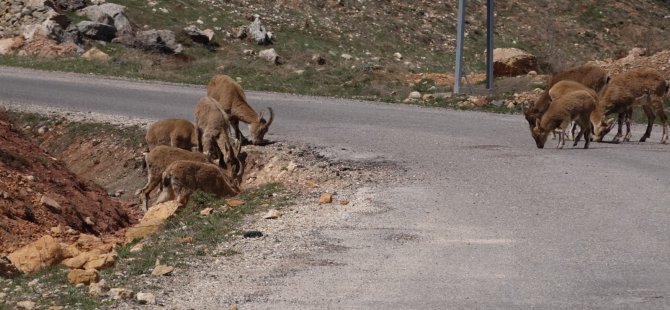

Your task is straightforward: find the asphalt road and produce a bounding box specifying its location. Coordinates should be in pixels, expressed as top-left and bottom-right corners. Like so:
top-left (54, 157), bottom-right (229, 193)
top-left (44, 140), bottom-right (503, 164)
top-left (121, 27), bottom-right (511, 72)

top-left (2, 66), bottom-right (670, 309)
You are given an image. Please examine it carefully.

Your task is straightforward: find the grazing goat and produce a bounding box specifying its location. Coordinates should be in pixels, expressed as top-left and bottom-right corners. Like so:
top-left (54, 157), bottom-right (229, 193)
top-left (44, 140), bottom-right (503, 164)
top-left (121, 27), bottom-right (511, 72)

top-left (135, 145), bottom-right (213, 211)
top-left (548, 80), bottom-right (615, 142)
top-left (145, 119), bottom-right (197, 151)
top-left (157, 159), bottom-right (244, 206)
top-left (194, 96), bottom-right (241, 174)
top-left (524, 64), bottom-right (608, 131)
top-left (594, 67), bottom-right (669, 143)
top-left (531, 89), bottom-right (596, 149)
top-left (207, 74), bottom-right (274, 145)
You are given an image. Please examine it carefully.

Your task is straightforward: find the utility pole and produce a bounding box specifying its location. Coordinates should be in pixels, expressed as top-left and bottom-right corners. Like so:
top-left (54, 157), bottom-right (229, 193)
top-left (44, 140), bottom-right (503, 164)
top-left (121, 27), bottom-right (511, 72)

top-left (453, 0), bottom-right (466, 94)
top-left (486, 0), bottom-right (494, 91)
top-left (454, 0), bottom-right (494, 94)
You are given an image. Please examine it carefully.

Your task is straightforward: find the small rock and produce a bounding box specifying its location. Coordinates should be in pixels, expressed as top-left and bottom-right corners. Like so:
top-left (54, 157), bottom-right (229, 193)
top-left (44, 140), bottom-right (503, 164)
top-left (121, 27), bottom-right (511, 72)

top-left (88, 279), bottom-right (109, 297)
top-left (422, 94), bottom-right (435, 101)
top-left (263, 209), bottom-right (282, 219)
top-left (0, 292), bottom-right (6, 300)
top-left (228, 305), bottom-right (238, 310)
top-left (67, 269), bottom-right (99, 285)
top-left (226, 199), bottom-right (245, 208)
top-left (37, 126), bottom-right (47, 134)
top-left (339, 199), bottom-right (350, 205)
top-left (50, 226), bottom-right (62, 234)
top-left (16, 301), bottom-right (36, 310)
top-left (47, 306), bottom-right (64, 310)
top-left (40, 194), bottom-right (61, 211)
top-left (408, 91), bottom-right (422, 99)
top-left (84, 217), bottom-right (94, 226)
top-left (393, 52), bottom-right (403, 60)
top-left (129, 242), bottom-right (144, 253)
top-left (82, 47), bottom-right (110, 62)
top-left (200, 208), bottom-right (214, 216)
top-left (242, 231), bottom-right (263, 238)
top-left (109, 288), bottom-right (134, 300)
top-left (136, 292), bottom-right (156, 305)
top-left (319, 193), bottom-right (333, 204)
top-left (259, 48), bottom-right (281, 65)
top-left (341, 53), bottom-right (353, 60)
top-left (151, 264), bottom-right (174, 276)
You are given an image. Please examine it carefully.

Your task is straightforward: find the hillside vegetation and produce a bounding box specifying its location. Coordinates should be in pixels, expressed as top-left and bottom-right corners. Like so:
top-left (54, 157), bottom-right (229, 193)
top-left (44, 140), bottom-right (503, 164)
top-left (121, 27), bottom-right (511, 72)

top-left (2, 0), bottom-right (670, 101)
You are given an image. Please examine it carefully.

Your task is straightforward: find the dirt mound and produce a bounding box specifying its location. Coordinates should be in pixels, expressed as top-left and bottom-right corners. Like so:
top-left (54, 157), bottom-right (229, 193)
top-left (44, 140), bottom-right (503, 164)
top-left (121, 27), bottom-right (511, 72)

top-left (0, 112), bottom-right (135, 255)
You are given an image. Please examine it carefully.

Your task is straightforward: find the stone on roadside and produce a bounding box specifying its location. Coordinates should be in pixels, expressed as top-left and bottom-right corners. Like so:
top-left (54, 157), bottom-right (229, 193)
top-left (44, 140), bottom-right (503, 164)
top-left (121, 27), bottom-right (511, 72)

top-left (82, 47), bottom-right (110, 61)
top-left (136, 292), bottom-right (156, 305)
top-left (319, 193), bottom-right (333, 204)
top-left (0, 37), bottom-right (25, 55)
top-left (408, 91), bottom-right (422, 100)
top-left (226, 199), bottom-right (245, 208)
top-left (492, 47), bottom-right (538, 77)
top-left (263, 208), bottom-right (282, 219)
top-left (88, 279), bottom-right (109, 297)
top-left (151, 264), bottom-right (174, 276)
top-left (109, 288), bottom-right (134, 300)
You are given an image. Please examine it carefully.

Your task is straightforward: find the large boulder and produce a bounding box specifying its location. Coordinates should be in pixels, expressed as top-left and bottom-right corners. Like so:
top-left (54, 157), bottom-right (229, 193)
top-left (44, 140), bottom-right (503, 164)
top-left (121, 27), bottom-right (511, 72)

top-left (77, 21), bottom-right (117, 41)
top-left (54, 0), bottom-right (87, 11)
top-left (492, 48), bottom-right (538, 77)
top-left (7, 235), bottom-right (63, 274)
top-left (134, 29), bottom-right (183, 54)
top-left (248, 16), bottom-right (273, 45)
top-left (79, 3), bottom-right (134, 37)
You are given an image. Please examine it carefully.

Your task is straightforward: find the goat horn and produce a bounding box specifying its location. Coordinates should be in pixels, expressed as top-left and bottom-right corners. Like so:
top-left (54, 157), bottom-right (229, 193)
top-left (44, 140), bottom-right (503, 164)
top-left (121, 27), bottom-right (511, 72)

top-left (266, 107), bottom-right (274, 127)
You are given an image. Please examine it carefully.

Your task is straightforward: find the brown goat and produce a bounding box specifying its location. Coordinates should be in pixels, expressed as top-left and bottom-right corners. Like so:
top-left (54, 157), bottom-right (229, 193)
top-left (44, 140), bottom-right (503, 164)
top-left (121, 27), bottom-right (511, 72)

top-left (194, 96), bottom-right (242, 174)
top-left (157, 159), bottom-right (243, 206)
top-left (524, 64), bottom-right (608, 131)
top-left (135, 145), bottom-right (213, 211)
top-left (145, 119), bottom-right (197, 151)
top-left (531, 89), bottom-right (596, 149)
top-left (207, 75), bottom-right (274, 145)
top-left (594, 67), bottom-right (669, 143)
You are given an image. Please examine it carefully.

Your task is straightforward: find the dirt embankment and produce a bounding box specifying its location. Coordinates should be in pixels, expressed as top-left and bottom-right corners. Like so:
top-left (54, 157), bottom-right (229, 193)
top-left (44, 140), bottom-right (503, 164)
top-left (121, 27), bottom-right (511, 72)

top-left (0, 112), bottom-right (137, 255)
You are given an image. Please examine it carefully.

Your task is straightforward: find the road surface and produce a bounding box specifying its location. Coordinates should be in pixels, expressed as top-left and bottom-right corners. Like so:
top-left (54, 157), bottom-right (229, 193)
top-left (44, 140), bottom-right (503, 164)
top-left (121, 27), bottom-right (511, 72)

top-left (1, 66), bottom-right (669, 309)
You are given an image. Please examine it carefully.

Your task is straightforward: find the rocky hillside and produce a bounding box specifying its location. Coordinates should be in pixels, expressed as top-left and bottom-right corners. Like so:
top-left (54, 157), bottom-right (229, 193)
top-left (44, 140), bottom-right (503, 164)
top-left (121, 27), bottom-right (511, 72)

top-left (3, 0), bottom-right (670, 101)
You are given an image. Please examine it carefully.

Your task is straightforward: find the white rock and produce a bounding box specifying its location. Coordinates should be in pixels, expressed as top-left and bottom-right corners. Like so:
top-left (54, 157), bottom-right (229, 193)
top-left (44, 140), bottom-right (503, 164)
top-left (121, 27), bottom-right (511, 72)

top-left (341, 53), bottom-right (353, 60)
top-left (136, 292), bottom-right (156, 304)
top-left (408, 91), bottom-right (422, 99)
top-left (16, 301), bottom-right (36, 310)
top-left (393, 52), bottom-right (403, 60)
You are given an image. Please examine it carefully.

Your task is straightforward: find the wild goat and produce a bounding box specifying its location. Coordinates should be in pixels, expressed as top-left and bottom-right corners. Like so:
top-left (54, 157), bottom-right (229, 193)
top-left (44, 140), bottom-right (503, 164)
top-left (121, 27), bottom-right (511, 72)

top-left (135, 145), bottom-right (213, 211)
top-left (531, 88), bottom-right (596, 149)
top-left (157, 159), bottom-right (244, 206)
top-left (548, 80), bottom-right (615, 142)
top-left (594, 67), bottom-right (669, 143)
top-left (145, 119), bottom-right (197, 151)
top-left (207, 74), bottom-right (274, 145)
top-left (524, 64), bottom-right (608, 131)
top-left (194, 96), bottom-right (241, 174)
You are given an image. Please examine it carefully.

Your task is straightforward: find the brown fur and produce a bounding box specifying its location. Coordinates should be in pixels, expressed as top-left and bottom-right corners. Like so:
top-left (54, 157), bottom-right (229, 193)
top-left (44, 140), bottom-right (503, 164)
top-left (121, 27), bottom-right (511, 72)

top-left (158, 159), bottom-right (244, 206)
top-left (531, 89), bottom-right (596, 149)
top-left (135, 145), bottom-right (212, 211)
top-left (206, 75), bottom-right (274, 145)
top-left (549, 80), bottom-right (615, 141)
top-left (595, 67), bottom-right (669, 143)
top-left (524, 64), bottom-right (608, 130)
top-left (194, 96), bottom-right (241, 173)
top-left (145, 119), bottom-right (197, 151)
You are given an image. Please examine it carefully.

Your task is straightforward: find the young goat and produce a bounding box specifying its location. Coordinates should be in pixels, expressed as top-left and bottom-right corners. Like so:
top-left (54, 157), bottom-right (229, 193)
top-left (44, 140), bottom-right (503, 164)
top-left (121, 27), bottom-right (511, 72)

top-left (145, 119), bottom-right (197, 151)
top-left (135, 145), bottom-right (213, 211)
top-left (531, 88), bottom-right (596, 149)
top-left (207, 75), bottom-right (274, 145)
top-left (157, 140), bottom-right (244, 206)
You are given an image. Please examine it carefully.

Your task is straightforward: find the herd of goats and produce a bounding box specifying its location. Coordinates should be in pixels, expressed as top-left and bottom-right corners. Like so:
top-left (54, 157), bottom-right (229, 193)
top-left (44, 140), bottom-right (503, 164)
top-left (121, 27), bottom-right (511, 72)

top-left (524, 64), bottom-right (669, 149)
top-left (131, 64), bottom-right (668, 211)
top-left (134, 74), bottom-right (274, 211)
